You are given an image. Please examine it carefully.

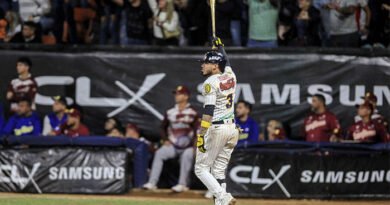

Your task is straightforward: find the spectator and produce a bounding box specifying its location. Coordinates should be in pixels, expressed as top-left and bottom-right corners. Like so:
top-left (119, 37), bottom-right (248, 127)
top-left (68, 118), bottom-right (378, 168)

top-left (98, 0), bottom-right (120, 44)
top-left (208, 0), bottom-right (235, 46)
top-left (230, 0), bottom-right (244, 46)
top-left (280, 0), bottom-right (322, 46)
top-left (367, 0), bottom-right (390, 48)
top-left (125, 123), bottom-right (152, 145)
top-left (116, 0), bottom-right (153, 45)
top-left (235, 100), bottom-right (259, 145)
top-left (303, 94), bottom-right (341, 142)
top-left (326, 0), bottom-right (360, 47)
top-left (0, 8), bottom-right (7, 42)
top-left (346, 101), bottom-right (389, 143)
top-left (354, 92), bottom-right (388, 128)
top-left (184, 0), bottom-right (208, 46)
top-left (2, 98), bottom-right (42, 136)
top-left (0, 0), bottom-right (12, 13)
top-left (105, 117), bottom-right (124, 137)
top-left (356, 0), bottom-right (371, 46)
top-left (247, 0), bottom-right (278, 48)
top-left (125, 123), bottom-right (141, 139)
top-left (148, 0), bottom-right (181, 46)
top-left (63, 0), bottom-right (97, 44)
top-left (143, 85), bottom-right (198, 193)
top-left (313, 0), bottom-right (338, 46)
top-left (173, 0), bottom-right (191, 45)
top-left (4, 10), bottom-right (22, 42)
top-left (6, 57), bottom-right (38, 113)
top-left (266, 120), bottom-right (286, 141)
top-left (10, 21), bottom-right (42, 43)
top-left (17, 0), bottom-right (51, 26)
top-left (42, 96), bottom-right (68, 136)
top-left (55, 108), bottom-right (90, 137)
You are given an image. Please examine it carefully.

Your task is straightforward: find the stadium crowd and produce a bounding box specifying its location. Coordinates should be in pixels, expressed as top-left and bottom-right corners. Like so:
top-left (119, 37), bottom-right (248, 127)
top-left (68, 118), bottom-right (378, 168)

top-left (0, 0), bottom-right (389, 48)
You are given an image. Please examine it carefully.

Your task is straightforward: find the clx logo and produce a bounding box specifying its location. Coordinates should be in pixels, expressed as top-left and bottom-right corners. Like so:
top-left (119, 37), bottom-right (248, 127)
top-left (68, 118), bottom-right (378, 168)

top-left (35, 73), bottom-right (166, 120)
top-left (229, 165), bottom-right (291, 198)
top-left (0, 163), bottom-right (42, 193)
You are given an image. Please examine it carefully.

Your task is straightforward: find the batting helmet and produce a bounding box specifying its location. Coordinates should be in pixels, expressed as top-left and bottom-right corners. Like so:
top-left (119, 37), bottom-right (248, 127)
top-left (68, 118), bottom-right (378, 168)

top-left (199, 51), bottom-right (226, 72)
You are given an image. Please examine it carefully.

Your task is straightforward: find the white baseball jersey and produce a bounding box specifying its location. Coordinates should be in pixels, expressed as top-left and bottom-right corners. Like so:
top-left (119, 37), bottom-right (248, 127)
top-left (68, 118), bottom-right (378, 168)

top-left (196, 66), bottom-right (239, 199)
top-left (202, 66), bottom-right (237, 122)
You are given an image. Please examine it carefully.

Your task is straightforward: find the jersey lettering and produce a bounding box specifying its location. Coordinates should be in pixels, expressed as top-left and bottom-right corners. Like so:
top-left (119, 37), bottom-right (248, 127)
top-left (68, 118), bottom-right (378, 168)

top-left (220, 78), bottom-right (235, 91)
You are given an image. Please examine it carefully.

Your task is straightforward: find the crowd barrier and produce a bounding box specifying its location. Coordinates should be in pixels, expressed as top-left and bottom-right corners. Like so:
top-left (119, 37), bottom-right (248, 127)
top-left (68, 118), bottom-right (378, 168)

top-left (0, 136), bottom-right (389, 199)
top-left (228, 141), bottom-right (390, 199)
top-left (0, 135), bottom-right (149, 193)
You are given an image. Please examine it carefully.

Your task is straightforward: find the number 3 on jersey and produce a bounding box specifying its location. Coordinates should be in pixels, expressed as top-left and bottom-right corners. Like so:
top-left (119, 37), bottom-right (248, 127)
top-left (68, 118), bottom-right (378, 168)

top-left (226, 94), bottom-right (233, 108)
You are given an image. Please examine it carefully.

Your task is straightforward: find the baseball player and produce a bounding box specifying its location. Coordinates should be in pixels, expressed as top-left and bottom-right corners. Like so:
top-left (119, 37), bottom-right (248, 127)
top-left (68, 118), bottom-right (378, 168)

top-left (194, 37), bottom-right (239, 205)
top-left (354, 92), bottom-right (388, 129)
top-left (347, 101), bottom-right (389, 143)
top-left (303, 94), bottom-right (341, 142)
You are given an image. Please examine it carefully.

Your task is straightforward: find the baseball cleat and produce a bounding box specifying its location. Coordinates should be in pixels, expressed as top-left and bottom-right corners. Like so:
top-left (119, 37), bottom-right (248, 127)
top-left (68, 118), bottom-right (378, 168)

top-left (171, 184), bottom-right (189, 193)
top-left (219, 193), bottom-right (236, 205)
top-left (142, 182), bottom-right (157, 190)
top-left (205, 190), bottom-right (214, 199)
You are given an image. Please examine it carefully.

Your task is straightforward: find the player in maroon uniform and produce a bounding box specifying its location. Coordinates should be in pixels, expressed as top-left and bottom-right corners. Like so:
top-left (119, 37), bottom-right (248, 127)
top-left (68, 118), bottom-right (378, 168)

top-left (355, 92), bottom-right (388, 129)
top-left (303, 94), bottom-right (341, 142)
top-left (6, 57), bottom-right (37, 112)
top-left (55, 108), bottom-right (90, 137)
top-left (143, 85), bottom-right (199, 192)
top-left (347, 101), bottom-right (389, 143)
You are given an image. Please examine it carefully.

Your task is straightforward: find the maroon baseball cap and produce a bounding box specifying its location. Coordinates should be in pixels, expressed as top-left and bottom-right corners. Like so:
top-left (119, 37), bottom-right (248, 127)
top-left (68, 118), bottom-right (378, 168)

top-left (362, 92), bottom-right (377, 103)
top-left (126, 123), bottom-right (140, 133)
top-left (356, 101), bottom-right (374, 111)
top-left (66, 108), bottom-right (81, 118)
top-left (172, 85), bottom-right (190, 96)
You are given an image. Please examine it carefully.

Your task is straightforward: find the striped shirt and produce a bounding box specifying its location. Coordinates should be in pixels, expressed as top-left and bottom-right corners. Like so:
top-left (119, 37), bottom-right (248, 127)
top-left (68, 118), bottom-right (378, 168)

top-left (161, 103), bottom-right (199, 147)
top-left (202, 66), bottom-right (237, 122)
top-left (18, 0), bottom-right (51, 22)
top-left (7, 74), bottom-right (37, 111)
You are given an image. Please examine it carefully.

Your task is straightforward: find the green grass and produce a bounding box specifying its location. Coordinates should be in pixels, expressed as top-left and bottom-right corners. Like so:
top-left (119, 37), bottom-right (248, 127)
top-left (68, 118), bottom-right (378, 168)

top-left (0, 197), bottom-right (212, 205)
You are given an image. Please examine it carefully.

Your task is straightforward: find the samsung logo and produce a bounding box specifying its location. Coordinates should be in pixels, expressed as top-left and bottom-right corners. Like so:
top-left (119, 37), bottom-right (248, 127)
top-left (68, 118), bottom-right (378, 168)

top-left (301, 170), bottom-right (390, 184)
top-left (49, 167), bottom-right (125, 180)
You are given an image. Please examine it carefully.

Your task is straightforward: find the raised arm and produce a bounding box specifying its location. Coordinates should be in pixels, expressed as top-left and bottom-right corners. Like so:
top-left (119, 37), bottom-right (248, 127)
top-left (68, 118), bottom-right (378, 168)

top-left (147, 0), bottom-right (159, 15)
top-left (213, 37), bottom-right (231, 67)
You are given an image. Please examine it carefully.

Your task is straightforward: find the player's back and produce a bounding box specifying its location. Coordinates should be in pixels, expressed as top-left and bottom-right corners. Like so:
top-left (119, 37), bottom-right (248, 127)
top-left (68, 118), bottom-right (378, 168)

top-left (203, 66), bottom-right (236, 122)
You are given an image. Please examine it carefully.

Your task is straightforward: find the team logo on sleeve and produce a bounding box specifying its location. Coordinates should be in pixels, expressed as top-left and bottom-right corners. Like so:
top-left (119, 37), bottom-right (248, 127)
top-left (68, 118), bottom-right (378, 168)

top-left (205, 84), bottom-right (211, 94)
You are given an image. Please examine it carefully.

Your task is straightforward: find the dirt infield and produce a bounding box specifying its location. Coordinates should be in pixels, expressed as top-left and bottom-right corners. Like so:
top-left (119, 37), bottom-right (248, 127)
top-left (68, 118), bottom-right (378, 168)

top-left (0, 191), bottom-right (390, 205)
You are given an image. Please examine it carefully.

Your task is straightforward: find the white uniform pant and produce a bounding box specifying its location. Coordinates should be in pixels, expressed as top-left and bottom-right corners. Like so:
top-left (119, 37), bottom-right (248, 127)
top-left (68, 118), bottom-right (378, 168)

top-left (194, 124), bottom-right (239, 198)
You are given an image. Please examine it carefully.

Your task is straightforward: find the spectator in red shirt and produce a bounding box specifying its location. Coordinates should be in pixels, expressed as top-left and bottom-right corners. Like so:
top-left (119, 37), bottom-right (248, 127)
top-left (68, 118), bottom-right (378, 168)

top-left (346, 101), bottom-right (389, 143)
top-left (6, 57), bottom-right (38, 113)
top-left (303, 94), bottom-right (341, 142)
top-left (55, 108), bottom-right (90, 137)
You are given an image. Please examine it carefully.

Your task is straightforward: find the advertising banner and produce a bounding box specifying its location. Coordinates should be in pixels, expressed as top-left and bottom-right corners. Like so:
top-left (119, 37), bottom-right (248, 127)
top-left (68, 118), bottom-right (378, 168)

top-left (0, 148), bottom-right (128, 194)
top-left (227, 148), bottom-right (390, 199)
top-left (1, 50), bottom-right (390, 138)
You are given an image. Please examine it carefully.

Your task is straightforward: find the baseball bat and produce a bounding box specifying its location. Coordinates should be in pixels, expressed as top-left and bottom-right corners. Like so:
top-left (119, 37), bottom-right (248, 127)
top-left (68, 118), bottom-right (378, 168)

top-left (210, 0), bottom-right (217, 49)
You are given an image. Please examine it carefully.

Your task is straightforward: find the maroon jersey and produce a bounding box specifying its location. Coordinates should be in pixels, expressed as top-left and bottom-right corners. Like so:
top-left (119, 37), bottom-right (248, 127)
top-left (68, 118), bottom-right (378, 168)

top-left (347, 121), bottom-right (389, 143)
top-left (7, 75), bottom-right (37, 111)
top-left (355, 110), bottom-right (388, 129)
top-left (56, 124), bottom-right (90, 138)
top-left (304, 111), bottom-right (341, 142)
top-left (161, 103), bottom-right (199, 148)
